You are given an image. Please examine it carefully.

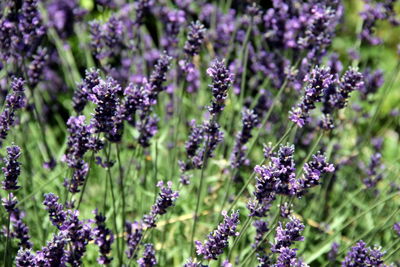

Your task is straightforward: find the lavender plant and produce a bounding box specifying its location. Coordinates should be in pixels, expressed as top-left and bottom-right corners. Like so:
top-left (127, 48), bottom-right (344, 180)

top-left (0, 0), bottom-right (399, 266)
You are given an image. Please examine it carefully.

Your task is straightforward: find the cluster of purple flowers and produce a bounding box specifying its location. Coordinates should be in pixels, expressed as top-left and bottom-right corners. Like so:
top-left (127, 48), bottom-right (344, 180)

top-left (1, 145), bottom-right (32, 249)
top-left (195, 210), bottom-right (240, 261)
top-left (362, 138), bottom-right (385, 190)
top-left (272, 216), bottom-right (306, 266)
top-left (290, 65), bottom-right (363, 129)
top-left (42, 193), bottom-right (93, 266)
top-left (342, 240), bottom-right (385, 266)
top-left (93, 209), bottom-right (114, 265)
top-left (143, 181), bottom-right (179, 228)
top-left (0, 78), bottom-right (26, 146)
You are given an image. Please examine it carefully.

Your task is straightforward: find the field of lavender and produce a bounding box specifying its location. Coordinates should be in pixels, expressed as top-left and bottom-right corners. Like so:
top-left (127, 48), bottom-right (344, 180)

top-left (1, 0), bottom-right (400, 266)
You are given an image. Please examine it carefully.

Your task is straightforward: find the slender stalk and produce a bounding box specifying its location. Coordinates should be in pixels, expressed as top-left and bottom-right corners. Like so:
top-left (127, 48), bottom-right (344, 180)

top-left (189, 137), bottom-right (211, 257)
top-left (105, 143), bottom-right (122, 265)
top-left (116, 144), bottom-right (126, 256)
top-left (3, 195), bottom-right (11, 267)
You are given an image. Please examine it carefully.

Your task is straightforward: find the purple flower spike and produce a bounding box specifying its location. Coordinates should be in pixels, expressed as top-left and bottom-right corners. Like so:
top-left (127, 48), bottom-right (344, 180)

top-left (137, 243), bottom-right (157, 267)
top-left (289, 66), bottom-right (334, 127)
top-left (336, 68), bottom-right (364, 109)
top-left (16, 249), bottom-right (36, 267)
top-left (272, 216), bottom-right (305, 252)
top-left (2, 145), bottom-right (22, 191)
top-left (184, 21), bottom-right (206, 57)
top-left (342, 240), bottom-right (385, 267)
top-left (195, 210), bottom-right (240, 261)
top-left (93, 209), bottom-right (114, 265)
top-left (207, 59), bottom-right (233, 116)
top-left (125, 221), bottom-right (143, 259)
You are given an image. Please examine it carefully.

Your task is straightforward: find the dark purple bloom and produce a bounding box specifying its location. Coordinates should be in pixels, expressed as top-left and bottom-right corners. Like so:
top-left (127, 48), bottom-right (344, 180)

top-left (253, 219), bottom-right (269, 250)
top-left (394, 222), bottom-right (400, 237)
top-left (276, 247), bottom-right (305, 267)
top-left (137, 115), bottom-right (159, 148)
top-left (7, 77), bottom-right (27, 109)
top-left (360, 69), bottom-right (384, 100)
top-left (123, 83), bottom-right (150, 125)
top-left (247, 197), bottom-right (272, 218)
top-left (363, 153), bottom-right (384, 189)
top-left (43, 193), bottom-right (66, 228)
top-left (342, 240), bottom-right (385, 267)
top-left (134, 0), bottom-right (154, 25)
top-left (184, 21), bottom-right (206, 57)
top-left (61, 210), bottom-right (93, 266)
top-left (2, 145), bottom-right (22, 191)
top-left (27, 47), bottom-right (47, 87)
top-left (360, 2), bottom-right (386, 45)
top-left (335, 68), bottom-right (364, 109)
top-left (35, 233), bottom-right (68, 267)
top-left (160, 8), bottom-right (186, 54)
top-left (195, 210), bottom-right (240, 261)
top-left (299, 152), bottom-right (335, 191)
top-left (254, 144), bottom-right (297, 201)
top-left (290, 66), bottom-right (334, 127)
top-left (186, 120), bottom-right (204, 159)
top-left (183, 258), bottom-right (206, 267)
top-left (328, 242), bottom-right (340, 262)
top-left (93, 209), bottom-right (114, 265)
top-left (231, 108), bottom-right (259, 168)
top-left (2, 193), bottom-right (32, 249)
top-left (280, 202), bottom-right (293, 218)
top-left (16, 249), bottom-right (35, 267)
top-left (46, 0), bottom-right (85, 39)
top-left (192, 121), bottom-right (224, 169)
top-left (137, 243), bottom-right (157, 267)
top-left (272, 216), bottom-right (305, 252)
top-left (125, 221), bottom-right (143, 259)
top-left (143, 181), bottom-right (179, 228)
top-left (148, 53), bottom-right (172, 103)
top-left (73, 69), bottom-right (101, 113)
top-left (89, 77), bottom-right (121, 138)
top-left (207, 59), bottom-right (233, 116)
top-left (19, 0), bottom-right (46, 46)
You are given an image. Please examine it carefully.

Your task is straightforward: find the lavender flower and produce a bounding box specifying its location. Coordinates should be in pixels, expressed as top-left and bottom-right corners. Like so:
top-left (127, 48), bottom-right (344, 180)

top-left (276, 247), bottom-right (306, 267)
top-left (27, 47), bottom-right (47, 87)
top-left (360, 69), bottom-right (384, 100)
top-left (137, 243), bottom-right (157, 267)
top-left (253, 219), bottom-right (269, 250)
top-left (137, 115), bottom-right (159, 148)
top-left (299, 152), bottom-right (335, 191)
top-left (2, 145), bottom-right (22, 191)
top-left (335, 68), bottom-right (364, 109)
top-left (207, 59), bottom-right (233, 116)
top-left (89, 77), bottom-right (121, 138)
top-left (342, 240), bottom-right (385, 266)
top-left (185, 120), bottom-right (204, 159)
top-left (328, 242), bottom-right (340, 262)
top-left (363, 153), bottom-right (384, 189)
top-left (231, 108), bottom-right (259, 168)
top-left (43, 193), bottom-right (66, 228)
top-left (35, 233), bottom-right (68, 267)
top-left (184, 21), bottom-right (206, 57)
top-left (272, 216), bottom-right (305, 252)
top-left (254, 144), bottom-right (297, 201)
top-left (290, 66), bottom-right (334, 127)
top-left (394, 222), bottom-right (400, 237)
top-left (125, 221), bottom-right (143, 259)
top-left (280, 202), bottom-right (293, 218)
top-left (19, 0), bottom-right (46, 46)
top-left (73, 69), bottom-right (101, 113)
top-left (123, 83), bottom-right (150, 125)
top-left (192, 121), bottom-right (224, 169)
top-left (134, 0), bottom-right (154, 25)
top-left (2, 193), bottom-right (32, 249)
top-left (143, 181), bottom-right (179, 228)
top-left (93, 209), bottom-right (114, 265)
top-left (195, 210), bottom-right (240, 261)
top-left (16, 249), bottom-right (35, 267)
top-left (148, 53), bottom-right (172, 103)
top-left (7, 77), bottom-right (27, 109)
